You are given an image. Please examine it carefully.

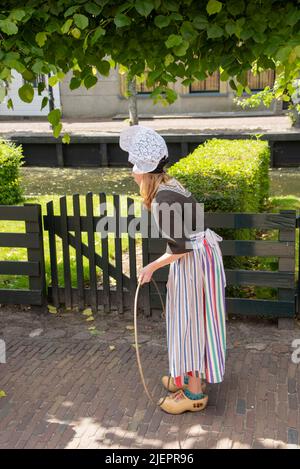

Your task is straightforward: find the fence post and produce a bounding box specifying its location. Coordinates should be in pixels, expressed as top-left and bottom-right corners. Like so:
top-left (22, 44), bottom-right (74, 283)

top-left (297, 215), bottom-right (300, 317)
top-left (25, 204), bottom-right (47, 306)
top-left (141, 207), bottom-right (151, 316)
top-left (277, 209), bottom-right (296, 329)
top-left (46, 200), bottom-right (60, 307)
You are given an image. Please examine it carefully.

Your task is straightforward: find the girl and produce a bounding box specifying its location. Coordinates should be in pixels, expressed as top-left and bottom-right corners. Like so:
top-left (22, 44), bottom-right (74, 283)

top-left (119, 125), bottom-right (227, 415)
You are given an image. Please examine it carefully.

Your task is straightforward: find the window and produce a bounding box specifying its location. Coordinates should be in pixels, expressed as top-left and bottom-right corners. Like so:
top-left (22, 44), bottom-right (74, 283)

top-left (189, 71), bottom-right (220, 93)
top-left (247, 69), bottom-right (275, 91)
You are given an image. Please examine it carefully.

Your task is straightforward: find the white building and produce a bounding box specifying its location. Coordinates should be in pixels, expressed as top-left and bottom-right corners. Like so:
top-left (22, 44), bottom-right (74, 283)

top-left (0, 67), bottom-right (282, 118)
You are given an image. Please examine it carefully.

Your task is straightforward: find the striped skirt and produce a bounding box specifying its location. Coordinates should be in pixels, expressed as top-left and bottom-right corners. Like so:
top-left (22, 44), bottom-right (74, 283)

top-left (165, 228), bottom-right (227, 388)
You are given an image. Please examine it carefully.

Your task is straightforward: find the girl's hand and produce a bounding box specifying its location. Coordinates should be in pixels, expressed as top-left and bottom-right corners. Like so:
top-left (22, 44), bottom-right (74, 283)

top-left (138, 264), bottom-right (155, 285)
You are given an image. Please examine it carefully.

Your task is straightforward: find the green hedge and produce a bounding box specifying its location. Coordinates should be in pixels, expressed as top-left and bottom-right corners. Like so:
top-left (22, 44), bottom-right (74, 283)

top-left (0, 138), bottom-right (24, 205)
top-left (168, 138), bottom-right (272, 304)
top-left (167, 138), bottom-right (270, 212)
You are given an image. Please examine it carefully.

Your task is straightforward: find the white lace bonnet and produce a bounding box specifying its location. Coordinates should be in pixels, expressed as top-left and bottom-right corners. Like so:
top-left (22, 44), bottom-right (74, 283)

top-left (119, 124), bottom-right (168, 173)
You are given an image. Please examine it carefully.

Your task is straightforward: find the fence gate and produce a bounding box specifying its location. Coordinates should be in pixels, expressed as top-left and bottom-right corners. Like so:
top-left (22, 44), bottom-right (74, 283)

top-left (0, 204), bottom-right (46, 305)
top-left (43, 192), bottom-right (147, 313)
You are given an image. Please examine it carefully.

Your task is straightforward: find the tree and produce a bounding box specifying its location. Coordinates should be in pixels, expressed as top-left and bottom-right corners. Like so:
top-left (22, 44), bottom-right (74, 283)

top-left (1, 0), bottom-right (300, 140)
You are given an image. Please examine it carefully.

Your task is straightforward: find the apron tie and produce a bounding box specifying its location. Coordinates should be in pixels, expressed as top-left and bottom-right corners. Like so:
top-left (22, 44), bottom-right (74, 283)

top-left (190, 227), bottom-right (223, 246)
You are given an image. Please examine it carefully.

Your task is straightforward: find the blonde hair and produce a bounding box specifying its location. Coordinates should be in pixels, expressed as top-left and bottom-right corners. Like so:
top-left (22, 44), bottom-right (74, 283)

top-left (140, 172), bottom-right (172, 210)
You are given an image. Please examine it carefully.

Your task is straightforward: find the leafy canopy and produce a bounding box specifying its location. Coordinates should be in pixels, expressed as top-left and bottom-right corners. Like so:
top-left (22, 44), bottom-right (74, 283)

top-left (1, 0), bottom-right (300, 141)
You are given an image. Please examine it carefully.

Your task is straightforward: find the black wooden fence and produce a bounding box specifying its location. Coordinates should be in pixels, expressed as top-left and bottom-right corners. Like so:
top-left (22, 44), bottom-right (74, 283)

top-left (0, 204), bottom-right (46, 305)
top-left (1, 197), bottom-right (300, 320)
top-left (145, 209), bottom-right (299, 319)
top-left (43, 192), bottom-right (142, 313)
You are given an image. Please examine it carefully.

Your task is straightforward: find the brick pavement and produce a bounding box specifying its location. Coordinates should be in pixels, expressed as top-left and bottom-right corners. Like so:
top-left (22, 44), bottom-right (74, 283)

top-left (0, 306), bottom-right (300, 449)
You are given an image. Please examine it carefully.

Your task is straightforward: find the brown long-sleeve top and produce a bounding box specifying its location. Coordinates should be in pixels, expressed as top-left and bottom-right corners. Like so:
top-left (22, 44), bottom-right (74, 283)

top-left (151, 178), bottom-right (203, 254)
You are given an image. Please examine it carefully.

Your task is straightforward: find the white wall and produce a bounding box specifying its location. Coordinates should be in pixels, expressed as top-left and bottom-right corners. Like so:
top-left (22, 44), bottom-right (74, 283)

top-left (0, 70), bottom-right (61, 116)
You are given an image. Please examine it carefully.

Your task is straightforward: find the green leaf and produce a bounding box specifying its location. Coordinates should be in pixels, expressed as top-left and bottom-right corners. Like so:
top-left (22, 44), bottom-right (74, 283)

top-left (164, 53), bottom-right (174, 66)
top-left (288, 49), bottom-right (297, 64)
top-left (84, 74), bottom-right (98, 88)
top-left (3, 58), bottom-right (25, 74)
top-left (0, 68), bottom-right (10, 80)
top-left (165, 34), bottom-right (182, 48)
top-left (0, 86), bottom-right (6, 103)
top-left (96, 60), bottom-right (110, 76)
top-left (182, 78), bottom-right (193, 86)
top-left (225, 21), bottom-right (236, 36)
top-left (35, 32), bottom-right (48, 47)
top-left (0, 390), bottom-right (7, 398)
top-left (114, 13), bottom-right (131, 28)
top-left (173, 40), bottom-right (189, 56)
top-left (207, 24), bottom-right (223, 38)
top-left (32, 60), bottom-right (46, 75)
top-left (227, 0), bottom-right (245, 16)
top-left (41, 96), bottom-right (48, 110)
top-left (71, 28), bottom-right (81, 39)
top-left (194, 70), bottom-right (207, 81)
top-left (62, 133), bottom-right (71, 144)
top-left (48, 108), bottom-right (61, 127)
top-left (64, 6), bottom-right (80, 18)
top-left (169, 12), bottom-right (183, 21)
top-left (135, 0), bottom-right (154, 17)
top-left (295, 45), bottom-right (300, 58)
top-left (0, 19), bottom-right (18, 35)
top-left (91, 26), bottom-right (106, 45)
top-left (220, 70), bottom-right (229, 81)
top-left (74, 14), bottom-right (89, 30)
top-left (61, 19), bottom-right (73, 34)
top-left (70, 77), bottom-right (81, 90)
top-left (240, 28), bottom-right (253, 41)
top-left (22, 70), bottom-right (34, 81)
top-left (180, 21), bottom-right (197, 42)
top-left (206, 0), bottom-right (223, 15)
top-left (276, 46), bottom-right (293, 63)
top-left (84, 2), bottom-right (102, 16)
top-left (229, 79), bottom-right (237, 90)
top-left (163, 0), bottom-right (179, 11)
top-left (48, 75), bottom-right (59, 86)
top-left (53, 123), bottom-right (63, 138)
top-left (236, 83), bottom-right (244, 96)
top-left (18, 83), bottom-right (34, 103)
top-left (9, 9), bottom-right (26, 21)
top-left (154, 15), bottom-right (171, 28)
top-left (193, 15), bottom-right (209, 30)
top-left (7, 98), bottom-right (13, 109)
top-left (37, 81), bottom-right (46, 95)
